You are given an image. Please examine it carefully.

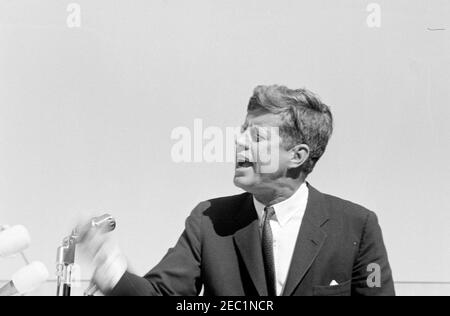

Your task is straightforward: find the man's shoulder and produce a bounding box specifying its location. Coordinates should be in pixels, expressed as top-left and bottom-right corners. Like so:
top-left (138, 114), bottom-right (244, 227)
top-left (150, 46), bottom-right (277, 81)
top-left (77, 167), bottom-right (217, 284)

top-left (187, 192), bottom-right (254, 235)
top-left (190, 192), bottom-right (252, 217)
top-left (319, 189), bottom-right (376, 224)
top-left (207, 192), bottom-right (252, 205)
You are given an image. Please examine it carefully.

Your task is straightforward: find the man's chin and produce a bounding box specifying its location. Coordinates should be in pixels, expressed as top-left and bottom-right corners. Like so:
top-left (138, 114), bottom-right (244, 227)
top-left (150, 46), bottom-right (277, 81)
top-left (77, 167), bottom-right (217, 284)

top-left (233, 174), bottom-right (255, 192)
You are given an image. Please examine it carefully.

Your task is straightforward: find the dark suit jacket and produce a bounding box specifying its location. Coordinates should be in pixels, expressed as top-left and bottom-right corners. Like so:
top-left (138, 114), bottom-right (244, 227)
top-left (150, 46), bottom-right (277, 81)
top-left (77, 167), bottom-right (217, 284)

top-left (110, 184), bottom-right (395, 296)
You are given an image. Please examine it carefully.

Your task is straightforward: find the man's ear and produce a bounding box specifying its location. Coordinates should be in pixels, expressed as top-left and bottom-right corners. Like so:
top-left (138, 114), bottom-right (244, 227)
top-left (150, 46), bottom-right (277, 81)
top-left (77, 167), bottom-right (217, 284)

top-left (288, 144), bottom-right (310, 169)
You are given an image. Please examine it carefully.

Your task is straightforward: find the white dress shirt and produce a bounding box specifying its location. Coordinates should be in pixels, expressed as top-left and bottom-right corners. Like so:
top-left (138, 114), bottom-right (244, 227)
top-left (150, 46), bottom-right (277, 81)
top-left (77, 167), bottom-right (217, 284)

top-left (253, 182), bottom-right (309, 296)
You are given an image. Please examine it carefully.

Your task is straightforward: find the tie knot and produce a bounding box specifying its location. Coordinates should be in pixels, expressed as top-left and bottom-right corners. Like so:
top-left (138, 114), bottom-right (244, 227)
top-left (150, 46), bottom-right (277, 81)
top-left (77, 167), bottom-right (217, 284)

top-left (264, 206), bottom-right (276, 219)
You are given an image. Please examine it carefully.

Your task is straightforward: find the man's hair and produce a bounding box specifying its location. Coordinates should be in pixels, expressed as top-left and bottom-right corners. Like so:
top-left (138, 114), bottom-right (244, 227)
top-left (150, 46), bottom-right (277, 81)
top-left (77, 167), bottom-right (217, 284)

top-left (247, 85), bottom-right (333, 175)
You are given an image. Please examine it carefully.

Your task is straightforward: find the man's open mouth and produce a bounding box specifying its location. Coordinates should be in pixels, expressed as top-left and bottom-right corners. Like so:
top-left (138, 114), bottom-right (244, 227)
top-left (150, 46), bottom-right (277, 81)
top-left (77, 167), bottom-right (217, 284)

top-left (236, 158), bottom-right (254, 169)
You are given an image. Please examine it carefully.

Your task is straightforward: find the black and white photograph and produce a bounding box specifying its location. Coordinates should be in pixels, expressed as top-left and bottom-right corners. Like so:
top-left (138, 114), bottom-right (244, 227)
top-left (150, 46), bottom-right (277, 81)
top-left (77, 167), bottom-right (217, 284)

top-left (0, 0), bottom-right (449, 299)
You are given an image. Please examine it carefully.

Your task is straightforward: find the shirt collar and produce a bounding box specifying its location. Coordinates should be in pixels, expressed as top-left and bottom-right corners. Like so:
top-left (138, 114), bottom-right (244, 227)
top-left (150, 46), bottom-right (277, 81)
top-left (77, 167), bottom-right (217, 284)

top-left (253, 182), bottom-right (309, 227)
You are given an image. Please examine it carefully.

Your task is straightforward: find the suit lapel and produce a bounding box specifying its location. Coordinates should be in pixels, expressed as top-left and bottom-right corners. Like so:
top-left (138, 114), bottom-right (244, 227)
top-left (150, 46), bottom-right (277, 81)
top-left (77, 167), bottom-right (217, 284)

top-left (233, 195), bottom-right (268, 296)
top-left (282, 184), bottom-right (330, 296)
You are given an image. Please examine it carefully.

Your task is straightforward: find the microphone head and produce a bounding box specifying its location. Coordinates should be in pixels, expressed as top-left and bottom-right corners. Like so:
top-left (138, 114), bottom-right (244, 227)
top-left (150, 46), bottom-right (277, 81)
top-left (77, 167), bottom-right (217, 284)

top-left (12, 261), bottom-right (49, 295)
top-left (0, 225), bottom-right (31, 257)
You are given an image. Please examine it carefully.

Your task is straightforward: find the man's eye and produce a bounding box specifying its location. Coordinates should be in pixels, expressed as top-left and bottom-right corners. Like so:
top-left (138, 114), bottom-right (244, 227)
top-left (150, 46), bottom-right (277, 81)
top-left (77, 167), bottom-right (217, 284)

top-left (257, 128), bottom-right (270, 141)
top-left (250, 128), bottom-right (262, 142)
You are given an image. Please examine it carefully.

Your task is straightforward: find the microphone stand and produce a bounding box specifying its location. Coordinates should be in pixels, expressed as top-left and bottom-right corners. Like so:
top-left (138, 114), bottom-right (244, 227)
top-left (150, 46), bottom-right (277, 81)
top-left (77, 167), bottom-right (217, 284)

top-left (56, 235), bottom-right (76, 296)
top-left (55, 215), bottom-right (115, 296)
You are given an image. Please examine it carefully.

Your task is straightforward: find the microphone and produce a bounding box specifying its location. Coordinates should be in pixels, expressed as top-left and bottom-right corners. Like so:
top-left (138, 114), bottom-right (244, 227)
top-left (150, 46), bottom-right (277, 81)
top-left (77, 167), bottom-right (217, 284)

top-left (0, 225), bottom-right (31, 258)
top-left (0, 261), bottom-right (49, 296)
top-left (56, 214), bottom-right (116, 296)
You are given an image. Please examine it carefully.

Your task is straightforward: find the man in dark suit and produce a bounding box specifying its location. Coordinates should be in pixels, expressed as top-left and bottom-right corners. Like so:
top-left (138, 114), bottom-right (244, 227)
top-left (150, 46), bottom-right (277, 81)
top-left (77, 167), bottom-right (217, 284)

top-left (81, 85), bottom-right (395, 296)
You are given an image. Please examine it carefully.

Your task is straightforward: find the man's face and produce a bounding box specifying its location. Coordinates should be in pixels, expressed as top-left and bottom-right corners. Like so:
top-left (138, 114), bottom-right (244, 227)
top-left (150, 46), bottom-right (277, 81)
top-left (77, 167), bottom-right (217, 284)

top-left (233, 111), bottom-right (294, 194)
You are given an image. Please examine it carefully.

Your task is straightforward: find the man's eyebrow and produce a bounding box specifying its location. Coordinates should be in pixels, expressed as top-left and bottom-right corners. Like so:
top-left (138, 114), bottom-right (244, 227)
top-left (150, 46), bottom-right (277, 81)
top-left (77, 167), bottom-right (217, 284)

top-left (247, 122), bottom-right (273, 128)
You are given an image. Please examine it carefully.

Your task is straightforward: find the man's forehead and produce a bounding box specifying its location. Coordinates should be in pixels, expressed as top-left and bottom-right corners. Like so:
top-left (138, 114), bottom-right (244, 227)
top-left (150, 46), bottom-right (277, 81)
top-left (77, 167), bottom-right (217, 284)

top-left (245, 112), bottom-right (283, 127)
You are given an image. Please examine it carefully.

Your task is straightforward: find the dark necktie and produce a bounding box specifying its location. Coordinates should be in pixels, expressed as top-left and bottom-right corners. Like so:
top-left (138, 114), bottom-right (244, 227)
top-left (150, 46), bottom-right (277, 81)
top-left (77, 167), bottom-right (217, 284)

top-left (262, 206), bottom-right (276, 296)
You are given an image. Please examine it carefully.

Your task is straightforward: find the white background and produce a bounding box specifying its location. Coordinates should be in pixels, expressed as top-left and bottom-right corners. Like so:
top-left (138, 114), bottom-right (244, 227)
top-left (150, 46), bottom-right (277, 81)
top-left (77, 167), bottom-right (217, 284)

top-left (1, 0), bottom-right (449, 295)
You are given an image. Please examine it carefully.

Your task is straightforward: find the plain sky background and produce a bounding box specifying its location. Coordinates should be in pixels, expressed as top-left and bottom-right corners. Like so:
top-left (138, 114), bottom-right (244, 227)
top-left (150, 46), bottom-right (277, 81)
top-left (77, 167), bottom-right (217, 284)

top-left (1, 0), bottom-right (449, 288)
